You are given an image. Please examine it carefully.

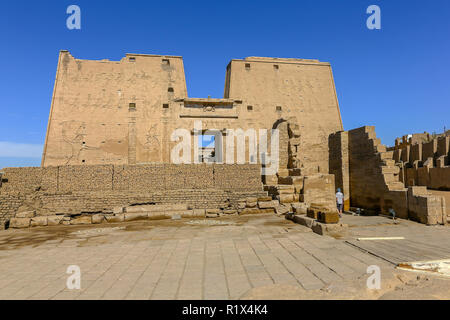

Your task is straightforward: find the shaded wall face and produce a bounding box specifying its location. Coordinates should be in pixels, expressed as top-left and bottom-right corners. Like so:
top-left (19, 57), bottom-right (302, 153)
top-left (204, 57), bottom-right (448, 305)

top-left (42, 52), bottom-right (188, 166)
top-left (226, 59), bottom-right (343, 173)
top-left (347, 127), bottom-right (386, 211)
top-left (328, 131), bottom-right (350, 210)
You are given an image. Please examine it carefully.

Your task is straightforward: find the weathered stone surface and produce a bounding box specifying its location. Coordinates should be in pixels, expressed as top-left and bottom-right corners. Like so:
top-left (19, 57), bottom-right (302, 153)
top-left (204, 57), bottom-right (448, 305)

top-left (278, 194), bottom-right (294, 204)
top-left (264, 175), bottom-right (278, 185)
top-left (147, 211), bottom-right (167, 219)
top-left (71, 215), bottom-right (92, 225)
top-left (258, 200), bottom-right (279, 209)
top-left (10, 218), bottom-right (31, 228)
top-left (257, 196), bottom-right (272, 202)
top-left (105, 214), bottom-right (125, 223)
top-left (317, 211), bottom-right (339, 224)
top-left (206, 209), bottom-right (221, 218)
top-left (240, 208), bottom-right (275, 215)
top-left (113, 207), bottom-right (124, 214)
top-left (126, 204), bottom-right (188, 213)
top-left (92, 214), bottom-right (105, 224)
top-left (179, 210), bottom-right (194, 218)
top-left (16, 211), bottom-right (36, 218)
top-left (292, 203), bottom-right (308, 215)
top-left (275, 205), bottom-right (290, 215)
top-left (125, 212), bottom-right (148, 221)
top-left (277, 186), bottom-right (295, 194)
top-left (31, 216), bottom-right (48, 227)
top-left (192, 209), bottom-right (206, 217)
top-left (48, 215), bottom-right (64, 226)
top-left (223, 209), bottom-right (238, 215)
top-left (311, 222), bottom-right (348, 237)
top-left (246, 197), bottom-right (257, 204)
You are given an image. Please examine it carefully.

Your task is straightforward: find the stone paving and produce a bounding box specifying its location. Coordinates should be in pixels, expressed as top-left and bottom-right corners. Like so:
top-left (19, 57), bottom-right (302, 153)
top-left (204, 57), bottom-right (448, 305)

top-left (0, 214), bottom-right (448, 300)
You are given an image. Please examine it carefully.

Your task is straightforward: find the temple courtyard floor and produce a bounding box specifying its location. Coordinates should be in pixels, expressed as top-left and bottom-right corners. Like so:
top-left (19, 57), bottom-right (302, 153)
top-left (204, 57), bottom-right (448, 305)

top-left (0, 213), bottom-right (449, 300)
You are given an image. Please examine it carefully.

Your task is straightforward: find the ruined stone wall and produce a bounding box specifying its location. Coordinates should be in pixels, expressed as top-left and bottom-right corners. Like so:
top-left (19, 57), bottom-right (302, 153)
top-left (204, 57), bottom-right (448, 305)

top-left (338, 126), bottom-right (446, 224)
top-left (408, 187), bottom-right (447, 225)
top-left (226, 57), bottom-right (343, 174)
top-left (1, 164), bottom-right (261, 194)
top-left (328, 131), bottom-right (350, 210)
top-left (395, 135), bottom-right (450, 190)
top-left (0, 164), bottom-right (265, 229)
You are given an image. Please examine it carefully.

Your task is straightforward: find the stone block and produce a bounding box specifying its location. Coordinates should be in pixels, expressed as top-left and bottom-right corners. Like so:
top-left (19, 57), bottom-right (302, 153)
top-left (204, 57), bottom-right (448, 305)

top-left (105, 214), bottom-right (125, 223)
top-left (292, 203), bottom-right (308, 215)
top-left (275, 204), bottom-right (290, 215)
top-left (113, 207), bottom-right (124, 214)
top-left (31, 216), bottom-right (48, 227)
top-left (192, 209), bottom-right (206, 217)
top-left (147, 211), bottom-right (167, 220)
top-left (223, 209), bottom-right (238, 215)
top-left (206, 209), bottom-right (221, 218)
top-left (48, 215), bottom-right (64, 226)
top-left (257, 196), bottom-right (272, 202)
top-left (125, 212), bottom-right (148, 221)
top-left (10, 218), bottom-right (31, 228)
top-left (278, 194), bottom-right (294, 204)
top-left (246, 201), bottom-right (257, 208)
top-left (277, 185), bottom-right (295, 194)
top-left (291, 176), bottom-right (303, 186)
top-left (317, 211), bottom-right (339, 224)
top-left (237, 202), bottom-right (246, 209)
top-left (16, 210), bottom-right (36, 218)
top-left (306, 209), bottom-right (318, 219)
top-left (258, 200), bottom-right (279, 209)
top-left (289, 215), bottom-right (315, 228)
top-left (240, 208), bottom-right (275, 215)
top-left (71, 215), bottom-right (92, 225)
top-left (92, 214), bottom-right (105, 224)
top-left (311, 222), bottom-right (348, 237)
top-left (264, 175), bottom-right (278, 185)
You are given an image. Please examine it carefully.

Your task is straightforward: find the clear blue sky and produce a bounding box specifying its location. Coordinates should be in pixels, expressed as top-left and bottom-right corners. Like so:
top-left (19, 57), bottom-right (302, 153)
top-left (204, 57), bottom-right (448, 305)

top-left (1, 0), bottom-right (449, 168)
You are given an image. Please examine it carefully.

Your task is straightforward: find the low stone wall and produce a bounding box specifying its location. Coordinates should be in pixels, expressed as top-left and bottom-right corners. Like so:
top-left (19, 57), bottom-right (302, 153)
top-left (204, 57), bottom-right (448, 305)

top-left (404, 166), bottom-right (450, 191)
top-left (0, 164), bottom-right (266, 229)
top-left (0, 163), bottom-right (262, 194)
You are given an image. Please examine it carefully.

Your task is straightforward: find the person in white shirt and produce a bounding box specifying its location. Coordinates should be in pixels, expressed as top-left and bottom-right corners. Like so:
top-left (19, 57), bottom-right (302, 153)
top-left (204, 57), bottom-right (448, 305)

top-left (336, 188), bottom-right (344, 217)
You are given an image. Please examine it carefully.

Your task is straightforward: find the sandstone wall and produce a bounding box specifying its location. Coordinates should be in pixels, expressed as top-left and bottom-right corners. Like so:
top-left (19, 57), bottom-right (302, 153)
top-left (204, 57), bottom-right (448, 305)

top-left (328, 131), bottom-right (350, 210)
top-left (42, 52), bottom-right (343, 176)
top-left (0, 164), bottom-right (265, 229)
top-left (395, 134), bottom-right (450, 190)
top-left (1, 164), bottom-right (261, 194)
top-left (340, 126), bottom-right (446, 224)
top-left (42, 51), bottom-right (188, 166)
top-left (226, 57), bottom-right (343, 173)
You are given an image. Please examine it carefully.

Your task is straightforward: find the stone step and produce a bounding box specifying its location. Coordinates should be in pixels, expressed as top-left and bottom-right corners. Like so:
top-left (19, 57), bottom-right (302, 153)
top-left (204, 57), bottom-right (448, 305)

top-left (383, 173), bottom-right (398, 183)
top-left (381, 166), bottom-right (400, 175)
top-left (379, 151), bottom-right (394, 160)
top-left (382, 159), bottom-right (395, 166)
top-left (387, 181), bottom-right (406, 190)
